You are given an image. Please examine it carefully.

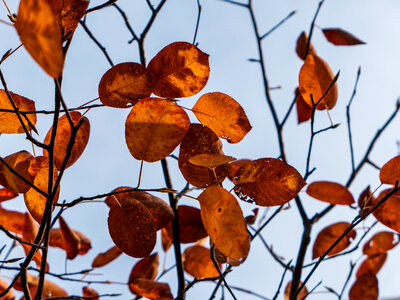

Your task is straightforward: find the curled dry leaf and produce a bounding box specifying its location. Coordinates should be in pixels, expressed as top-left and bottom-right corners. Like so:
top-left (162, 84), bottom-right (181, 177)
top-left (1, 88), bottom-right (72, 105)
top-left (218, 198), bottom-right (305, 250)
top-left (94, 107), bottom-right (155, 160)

top-left (0, 188), bottom-right (18, 202)
top-left (15, 0), bottom-right (63, 78)
top-left (380, 155), bottom-right (400, 186)
top-left (198, 186), bottom-right (250, 261)
top-left (108, 197), bottom-right (156, 258)
top-left (0, 278), bottom-right (15, 300)
top-left (98, 62), bottom-right (154, 108)
top-left (129, 279), bottom-right (173, 300)
top-left (59, 216), bottom-right (80, 260)
top-left (227, 159), bottom-right (251, 182)
top-left (363, 231), bottom-right (399, 256)
top-left (356, 253), bottom-right (387, 278)
top-left (372, 189), bottom-right (400, 233)
top-left (82, 286), bottom-right (99, 300)
top-left (193, 92), bottom-right (252, 143)
top-left (129, 253), bottom-right (159, 284)
top-left (299, 54), bottom-right (338, 110)
top-left (0, 150), bottom-right (34, 194)
top-left (322, 28), bottom-right (365, 46)
top-left (349, 273), bottom-right (378, 300)
top-left (183, 245), bottom-right (220, 279)
top-left (284, 281), bottom-right (308, 300)
top-left (43, 111), bottom-right (90, 170)
top-left (179, 124), bottom-right (228, 188)
top-left (0, 206), bottom-right (25, 235)
top-left (147, 42), bottom-right (210, 98)
top-left (189, 153), bottom-right (236, 169)
top-left (295, 89), bottom-right (313, 124)
top-left (92, 246), bottom-right (123, 268)
top-left (306, 181), bottom-right (354, 205)
top-left (312, 222), bottom-right (356, 259)
top-left (125, 98), bottom-right (190, 162)
top-left (245, 208), bottom-right (259, 225)
top-left (0, 90), bottom-right (37, 134)
top-left (49, 228), bottom-right (91, 255)
top-left (296, 31), bottom-right (316, 61)
top-left (161, 227), bottom-right (172, 252)
top-left (358, 186), bottom-right (375, 212)
top-left (233, 158), bottom-right (306, 206)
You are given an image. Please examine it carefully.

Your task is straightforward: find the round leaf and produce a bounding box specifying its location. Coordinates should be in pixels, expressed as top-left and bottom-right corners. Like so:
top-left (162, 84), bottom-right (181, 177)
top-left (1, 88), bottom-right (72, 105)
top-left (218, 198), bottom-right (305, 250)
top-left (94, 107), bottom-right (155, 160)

top-left (380, 155), bottom-right (400, 185)
top-left (306, 181), bottom-right (354, 205)
top-left (0, 150), bottom-right (34, 193)
top-left (372, 189), bottom-right (400, 233)
top-left (183, 245), bottom-right (220, 279)
top-left (349, 273), bottom-right (378, 300)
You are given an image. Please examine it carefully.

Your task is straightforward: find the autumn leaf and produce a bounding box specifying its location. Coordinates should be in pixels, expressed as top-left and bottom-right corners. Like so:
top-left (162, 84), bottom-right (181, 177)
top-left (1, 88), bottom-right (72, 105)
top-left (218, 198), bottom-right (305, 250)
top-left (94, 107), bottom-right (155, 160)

top-left (161, 227), bottom-right (172, 252)
top-left (92, 246), bottom-right (123, 268)
top-left (189, 153), bottom-right (236, 169)
top-left (380, 155), bottom-right (400, 185)
top-left (0, 206), bottom-right (25, 235)
top-left (129, 253), bottom-right (159, 284)
top-left (193, 92), bottom-right (252, 143)
top-left (296, 31), bottom-right (316, 60)
top-left (372, 189), bottom-right (400, 233)
top-left (363, 231), bottom-right (399, 256)
top-left (183, 245), bottom-right (220, 279)
top-left (356, 253), bottom-right (387, 278)
top-left (15, 0), bottom-right (63, 78)
top-left (129, 279), bottom-right (173, 300)
top-left (49, 228), bottom-right (91, 255)
top-left (284, 281), bottom-right (308, 300)
top-left (295, 89), bottom-right (313, 124)
top-left (125, 97), bottom-right (190, 162)
top-left (312, 222), bottom-right (356, 259)
top-left (349, 273), bottom-right (378, 300)
top-left (233, 158), bottom-right (306, 206)
top-left (0, 278), bottom-right (15, 300)
top-left (15, 273), bottom-right (68, 298)
top-left (322, 28), bottom-right (365, 46)
top-left (98, 63), bottom-right (155, 108)
top-left (147, 42), bottom-right (210, 98)
top-left (82, 286), bottom-right (99, 300)
top-left (298, 54), bottom-right (338, 110)
top-left (358, 186), bottom-right (375, 212)
top-left (245, 208), bottom-right (259, 225)
top-left (0, 188), bottom-right (18, 202)
top-left (227, 159), bottom-right (251, 182)
top-left (306, 181), bottom-right (354, 205)
top-left (198, 186), bottom-right (250, 261)
top-left (59, 216), bottom-right (80, 260)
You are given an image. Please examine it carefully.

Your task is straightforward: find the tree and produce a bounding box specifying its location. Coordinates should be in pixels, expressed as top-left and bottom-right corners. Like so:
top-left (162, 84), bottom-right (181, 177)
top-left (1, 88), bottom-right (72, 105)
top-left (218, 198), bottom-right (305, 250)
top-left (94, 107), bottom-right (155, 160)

top-left (0, 0), bottom-right (400, 299)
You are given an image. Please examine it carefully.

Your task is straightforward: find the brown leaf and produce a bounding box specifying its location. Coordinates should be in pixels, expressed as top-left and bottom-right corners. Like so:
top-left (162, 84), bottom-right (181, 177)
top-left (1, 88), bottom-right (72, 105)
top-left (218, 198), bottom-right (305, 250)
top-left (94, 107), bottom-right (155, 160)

top-left (15, 0), bottom-right (63, 78)
top-left (15, 273), bottom-right (68, 298)
top-left (295, 89), bottom-right (313, 124)
top-left (312, 222), bottom-right (356, 259)
top-left (129, 253), bottom-right (159, 284)
top-left (363, 231), bottom-right (399, 256)
top-left (322, 28), bottom-right (365, 46)
top-left (233, 158), bottom-right (306, 206)
top-left (198, 186), bottom-right (250, 261)
top-left (0, 188), bottom-right (18, 202)
top-left (358, 186), bottom-right (375, 212)
top-left (179, 124), bottom-right (228, 188)
top-left (108, 197), bottom-right (156, 258)
top-left (98, 63), bottom-right (154, 108)
top-left (299, 54), bottom-right (338, 110)
top-left (0, 206), bottom-right (25, 235)
top-left (49, 228), bottom-right (91, 255)
top-left (284, 281), bottom-right (308, 300)
top-left (380, 155), bottom-right (400, 185)
top-left (372, 189), bottom-right (400, 233)
top-left (306, 181), bottom-right (354, 205)
top-left (129, 278), bottom-right (173, 300)
top-left (296, 31), bottom-right (316, 60)
top-left (349, 273), bottom-right (378, 300)
top-left (59, 216), bottom-right (80, 260)
top-left (356, 253), bottom-right (387, 278)
top-left (147, 42), bottom-right (209, 98)
top-left (245, 208), bottom-right (259, 225)
top-left (82, 286), bottom-right (99, 300)
top-left (193, 92), bottom-right (252, 143)
top-left (161, 227), bottom-right (172, 252)
top-left (125, 97), bottom-right (190, 162)
top-left (183, 245), bottom-right (220, 279)
top-left (189, 153), bottom-right (236, 169)
top-left (227, 159), bottom-right (251, 182)
top-left (91, 246), bottom-right (122, 268)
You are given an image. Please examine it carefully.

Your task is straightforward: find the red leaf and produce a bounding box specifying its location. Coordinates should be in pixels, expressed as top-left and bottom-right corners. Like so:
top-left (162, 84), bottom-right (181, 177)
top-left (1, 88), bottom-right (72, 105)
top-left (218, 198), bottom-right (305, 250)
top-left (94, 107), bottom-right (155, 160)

top-left (322, 28), bottom-right (365, 46)
top-left (306, 181), bottom-right (354, 205)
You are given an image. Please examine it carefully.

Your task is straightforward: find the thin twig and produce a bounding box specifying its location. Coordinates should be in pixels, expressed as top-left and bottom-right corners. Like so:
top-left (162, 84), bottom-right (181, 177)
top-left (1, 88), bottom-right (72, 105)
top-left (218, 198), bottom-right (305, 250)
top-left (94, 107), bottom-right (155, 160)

top-left (192, 0), bottom-right (202, 45)
top-left (85, 0), bottom-right (118, 14)
top-left (260, 10), bottom-right (296, 40)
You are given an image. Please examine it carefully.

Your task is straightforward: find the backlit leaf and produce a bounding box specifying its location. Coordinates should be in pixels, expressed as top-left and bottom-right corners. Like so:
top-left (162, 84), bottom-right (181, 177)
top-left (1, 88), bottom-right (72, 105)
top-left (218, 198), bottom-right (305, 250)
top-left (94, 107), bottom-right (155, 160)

top-left (233, 158), bottom-right (306, 206)
top-left (372, 189), bottom-right (400, 233)
top-left (380, 155), bottom-right (400, 185)
top-left (179, 124), bottom-right (228, 188)
top-left (0, 150), bottom-right (34, 193)
top-left (183, 245), bottom-right (220, 279)
top-left (49, 228), bottom-right (91, 255)
top-left (296, 31), bottom-right (316, 61)
top-left (358, 186), bottom-right (375, 211)
top-left (284, 281), bottom-right (308, 300)
top-left (193, 92), bottom-right (252, 143)
top-left (306, 181), bottom-right (354, 205)
top-left (189, 153), bottom-right (236, 169)
top-left (43, 111), bottom-right (90, 170)
top-left (147, 42), bottom-right (209, 98)
top-left (98, 63), bottom-right (154, 108)
top-left (108, 197), bottom-right (156, 258)
top-left (0, 206), bottom-right (25, 235)
top-left (299, 54), bottom-right (338, 110)
top-left (295, 89), bottom-right (312, 124)
top-left (59, 216), bottom-right (80, 260)
top-left (129, 253), bottom-right (159, 284)
top-left (198, 186), bottom-right (250, 261)
top-left (227, 159), bottom-right (251, 182)
top-left (312, 222), bottom-right (356, 259)
top-left (125, 98), bottom-right (190, 162)
top-left (15, 273), bottom-right (68, 298)
top-left (92, 246), bottom-right (123, 268)
top-left (129, 279), bottom-right (172, 300)
top-left (161, 227), bottom-right (172, 252)
top-left (349, 273), bottom-right (378, 300)
top-left (0, 90), bottom-right (36, 134)
top-left (322, 28), bottom-right (365, 46)
top-left (82, 286), bottom-right (99, 300)
top-left (0, 278), bottom-right (15, 300)
top-left (356, 253), bottom-right (387, 278)
top-left (15, 0), bottom-right (63, 78)
top-left (363, 231), bottom-right (399, 256)
top-left (0, 188), bottom-right (18, 202)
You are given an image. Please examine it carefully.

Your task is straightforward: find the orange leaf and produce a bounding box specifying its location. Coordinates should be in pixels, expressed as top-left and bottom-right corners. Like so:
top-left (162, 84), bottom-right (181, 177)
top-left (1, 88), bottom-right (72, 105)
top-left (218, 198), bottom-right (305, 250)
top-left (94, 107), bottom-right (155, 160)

top-left (198, 186), bottom-right (250, 261)
top-left (82, 286), bottom-right (99, 300)
top-left (129, 253), bottom-right (159, 284)
top-left (0, 90), bottom-right (37, 134)
top-left (322, 28), bottom-right (365, 46)
top-left (0, 206), bottom-right (25, 235)
top-left (363, 231), bottom-right (399, 256)
top-left (358, 186), bottom-right (375, 212)
top-left (227, 159), bottom-right (251, 182)
top-left (298, 54), bottom-right (338, 110)
top-left (15, 273), bottom-right (68, 298)
top-left (356, 253), bottom-right (387, 278)
top-left (129, 278), bottom-right (172, 300)
top-left (380, 155), bottom-right (400, 185)
top-left (0, 278), bottom-right (15, 300)
top-left (296, 31), bottom-right (316, 61)
top-left (98, 63), bottom-right (154, 108)
top-left (372, 189), bottom-right (400, 233)
top-left (193, 92), bottom-right (252, 143)
top-left (295, 89), bottom-right (313, 124)
top-left (161, 227), bottom-right (172, 252)
top-left (349, 273), bottom-right (378, 300)
top-left (43, 111), bottom-right (90, 170)
top-left (284, 281), bottom-right (308, 300)
top-left (125, 98), bottom-right (190, 162)
top-left (108, 197), bottom-right (156, 258)
top-left (183, 245), bottom-right (220, 279)
top-left (0, 188), bottom-right (18, 202)
top-left (306, 181), bottom-right (354, 205)
top-left (0, 150), bottom-right (34, 193)
top-left (147, 42), bottom-right (209, 98)
top-left (15, 0), bottom-right (63, 78)
top-left (312, 222), bottom-right (356, 259)
top-left (189, 153), bottom-right (236, 169)
top-left (91, 246), bottom-right (122, 268)
top-left (49, 228), bottom-right (91, 255)
top-left (233, 158), bottom-right (306, 206)
top-left (59, 216), bottom-right (80, 260)
top-left (178, 124), bottom-right (228, 188)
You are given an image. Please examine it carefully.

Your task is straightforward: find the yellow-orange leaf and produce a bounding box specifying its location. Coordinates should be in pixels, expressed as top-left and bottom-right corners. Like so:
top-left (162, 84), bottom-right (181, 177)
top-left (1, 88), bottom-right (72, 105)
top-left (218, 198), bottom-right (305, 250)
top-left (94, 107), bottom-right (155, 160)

top-left (129, 253), bottom-right (159, 284)
top-left (43, 111), bottom-right (90, 170)
top-left (299, 54), bottom-right (338, 110)
top-left (125, 98), bottom-right (190, 162)
top-left (161, 227), bottom-right (172, 252)
top-left (363, 231), bottom-right (399, 256)
top-left (380, 155), bottom-right (400, 185)
top-left (198, 186), bottom-right (250, 261)
top-left (312, 222), bottom-right (356, 259)
top-left (147, 42), bottom-right (209, 98)
top-left (0, 206), bottom-right (25, 235)
top-left (227, 159), bottom-right (251, 182)
top-left (15, 0), bottom-right (63, 78)
top-left (183, 245), bottom-right (220, 279)
top-left (372, 189), bottom-right (400, 233)
top-left (356, 253), bottom-right (387, 278)
top-left (0, 90), bottom-right (36, 134)
top-left (0, 278), bottom-right (15, 300)
top-left (193, 92), bottom-right (251, 143)
top-left (82, 286), bottom-right (99, 300)
top-left (349, 273), bottom-right (378, 300)
top-left (189, 153), bottom-right (236, 169)
top-left (92, 246), bottom-right (123, 268)
top-left (296, 31), bottom-right (316, 61)
top-left (59, 216), bottom-right (80, 260)
top-left (284, 281), bottom-right (308, 300)
top-left (98, 63), bottom-right (154, 108)
top-left (233, 158), bottom-right (306, 206)
top-left (322, 28), bottom-right (365, 46)
top-left (0, 188), bottom-right (18, 202)
top-left (179, 124), bottom-right (228, 188)
top-left (129, 278), bottom-right (172, 300)
top-left (306, 181), bottom-right (354, 205)
top-left (0, 150), bottom-right (34, 193)
top-left (15, 273), bottom-right (68, 298)
top-left (108, 197), bottom-right (156, 258)
top-left (295, 89), bottom-right (313, 124)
